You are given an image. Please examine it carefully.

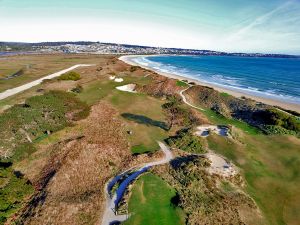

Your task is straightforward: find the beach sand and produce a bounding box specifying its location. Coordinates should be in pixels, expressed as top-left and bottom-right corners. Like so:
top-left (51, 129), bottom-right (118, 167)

top-left (120, 55), bottom-right (300, 113)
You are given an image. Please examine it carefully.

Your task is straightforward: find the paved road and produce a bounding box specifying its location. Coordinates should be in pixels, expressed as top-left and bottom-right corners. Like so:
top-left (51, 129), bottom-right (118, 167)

top-left (0, 64), bottom-right (93, 101)
top-left (101, 142), bottom-right (174, 225)
top-left (179, 87), bottom-right (204, 111)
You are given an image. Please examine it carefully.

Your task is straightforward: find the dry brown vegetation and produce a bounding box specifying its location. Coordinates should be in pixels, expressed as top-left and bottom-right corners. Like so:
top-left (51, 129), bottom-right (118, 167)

top-left (136, 73), bottom-right (183, 98)
top-left (1, 54), bottom-right (298, 225)
top-left (154, 157), bottom-right (265, 225)
top-left (12, 102), bottom-right (131, 225)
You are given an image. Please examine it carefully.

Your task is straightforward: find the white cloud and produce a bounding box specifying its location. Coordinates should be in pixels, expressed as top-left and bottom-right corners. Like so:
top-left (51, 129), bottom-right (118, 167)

top-left (226, 1), bottom-right (294, 42)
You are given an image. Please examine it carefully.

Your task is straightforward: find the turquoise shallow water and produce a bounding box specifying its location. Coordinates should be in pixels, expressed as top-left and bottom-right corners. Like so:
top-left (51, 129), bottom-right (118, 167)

top-left (131, 55), bottom-right (300, 105)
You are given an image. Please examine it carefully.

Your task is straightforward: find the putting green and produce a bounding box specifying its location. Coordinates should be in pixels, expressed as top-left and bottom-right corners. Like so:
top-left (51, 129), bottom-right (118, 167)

top-left (124, 173), bottom-right (184, 225)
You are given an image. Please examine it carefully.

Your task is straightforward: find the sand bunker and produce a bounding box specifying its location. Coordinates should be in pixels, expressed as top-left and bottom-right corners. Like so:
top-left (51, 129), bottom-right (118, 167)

top-left (205, 153), bottom-right (236, 177)
top-left (116, 84), bottom-right (137, 93)
top-left (194, 125), bottom-right (229, 137)
top-left (114, 78), bottom-right (124, 83)
top-left (109, 75), bottom-right (116, 80)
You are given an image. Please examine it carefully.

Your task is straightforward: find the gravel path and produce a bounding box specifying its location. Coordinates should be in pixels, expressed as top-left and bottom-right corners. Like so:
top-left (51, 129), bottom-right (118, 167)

top-left (0, 64), bottom-right (93, 101)
top-left (101, 142), bottom-right (173, 225)
top-left (179, 87), bottom-right (204, 111)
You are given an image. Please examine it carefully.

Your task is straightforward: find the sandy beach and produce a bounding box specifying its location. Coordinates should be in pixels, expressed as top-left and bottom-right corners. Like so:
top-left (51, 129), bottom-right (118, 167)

top-left (119, 55), bottom-right (300, 113)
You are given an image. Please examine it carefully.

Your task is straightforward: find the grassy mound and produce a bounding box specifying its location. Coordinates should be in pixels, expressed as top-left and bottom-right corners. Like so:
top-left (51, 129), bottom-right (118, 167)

top-left (157, 156), bottom-right (260, 225)
top-left (166, 129), bottom-right (206, 154)
top-left (58, 71), bottom-right (81, 81)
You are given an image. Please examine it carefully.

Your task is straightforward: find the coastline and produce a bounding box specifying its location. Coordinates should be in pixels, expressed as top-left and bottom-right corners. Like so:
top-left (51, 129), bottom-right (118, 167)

top-left (119, 55), bottom-right (300, 113)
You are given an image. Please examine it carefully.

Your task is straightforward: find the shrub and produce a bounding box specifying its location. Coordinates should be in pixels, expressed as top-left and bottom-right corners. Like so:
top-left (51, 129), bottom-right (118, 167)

top-left (266, 109), bottom-right (300, 132)
top-left (166, 129), bottom-right (206, 154)
top-left (58, 71), bottom-right (81, 81)
top-left (129, 66), bottom-right (139, 72)
top-left (0, 163), bottom-right (34, 223)
top-left (0, 91), bottom-right (90, 159)
top-left (262, 125), bottom-right (297, 135)
top-left (71, 85), bottom-right (83, 93)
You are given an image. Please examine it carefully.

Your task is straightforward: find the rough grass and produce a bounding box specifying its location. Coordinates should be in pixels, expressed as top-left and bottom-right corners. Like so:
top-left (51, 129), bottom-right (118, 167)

top-left (0, 54), bottom-right (107, 92)
top-left (206, 134), bottom-right (300, 225)
top-left (77, 74), bottom-right (166, 154)
top-left (124, 173), bottom-right (184, 225)
top-left (0, 162), bottom-right (34, 223)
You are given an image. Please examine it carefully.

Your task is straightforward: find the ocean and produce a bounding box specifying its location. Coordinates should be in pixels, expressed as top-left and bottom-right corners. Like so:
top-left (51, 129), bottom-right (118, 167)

top-left (131, 55), bottom-right (300, 105)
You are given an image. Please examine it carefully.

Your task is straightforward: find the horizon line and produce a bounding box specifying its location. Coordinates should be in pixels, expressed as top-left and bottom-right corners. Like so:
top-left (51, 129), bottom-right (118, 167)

top-left (0, 40), bottom-right (299, 57)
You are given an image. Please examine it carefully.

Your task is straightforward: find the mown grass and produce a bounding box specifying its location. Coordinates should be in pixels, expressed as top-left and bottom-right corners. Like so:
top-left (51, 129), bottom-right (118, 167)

top-left (78, 75), bottom-right (152, 105)
top-left (109, 91), bottom-right (168, 154)
top-left (124, 173), bottom-right (184, 225)
top-left (176, 80), bottom-right (189, 87)
top-left (202, 108), bottom-right (260, 135)
top-left (206, 134), bottom-right (300, 225)
top-left (220, 92), bottom-right (231, 97)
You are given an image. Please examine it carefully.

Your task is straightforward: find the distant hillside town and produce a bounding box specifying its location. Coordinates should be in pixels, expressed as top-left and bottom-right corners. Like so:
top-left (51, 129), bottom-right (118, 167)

top-left (0, 41), bottom-right (298, 58)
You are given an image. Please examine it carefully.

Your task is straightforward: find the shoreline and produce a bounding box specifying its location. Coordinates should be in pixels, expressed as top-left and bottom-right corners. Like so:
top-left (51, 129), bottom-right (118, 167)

top-left (119, 55), bottom-right (300, 113)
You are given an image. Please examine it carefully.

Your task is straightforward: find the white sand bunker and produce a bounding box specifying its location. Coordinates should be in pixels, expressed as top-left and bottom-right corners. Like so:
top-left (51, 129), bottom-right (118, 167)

top-left (109, 75), bottom-right (116, 80)
top-left (195, 125), bottom-right (230, 137)
top-left (116, 84), bottom-right (137, 93)
top-left (114, 78), bottom-right (124, 82)
top-left (205, 153), bottom-right (237, 177)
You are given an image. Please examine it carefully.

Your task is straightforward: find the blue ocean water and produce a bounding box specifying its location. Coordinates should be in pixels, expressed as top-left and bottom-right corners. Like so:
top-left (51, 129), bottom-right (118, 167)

top-left (132, 55), bottom-right (300, 105)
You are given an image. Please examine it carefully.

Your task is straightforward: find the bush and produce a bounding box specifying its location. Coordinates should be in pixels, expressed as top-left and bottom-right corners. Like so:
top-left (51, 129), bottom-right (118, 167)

top-left (58, 71), bottom-right (81, 81)
top-left (129, 66), bottom-right (139, 72)
top-left (166, 129), bottom-right (206, 154)
top-left (0, 91), bottom-right (90, 159)
top-left (266, 109), bottom-right (300, 132)
top-left (0, 163), bottom-right (34, 223)
top-left (162, 96), bottom-right (196, 128)
top-left (71, 85), bottom-right (83, 93)
top-left (262, 125), bottom-right (297, 135)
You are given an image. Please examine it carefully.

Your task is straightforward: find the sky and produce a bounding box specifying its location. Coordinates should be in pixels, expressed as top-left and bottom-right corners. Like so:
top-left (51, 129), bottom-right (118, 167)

top-left (0, 0), bottom-right (300, 54)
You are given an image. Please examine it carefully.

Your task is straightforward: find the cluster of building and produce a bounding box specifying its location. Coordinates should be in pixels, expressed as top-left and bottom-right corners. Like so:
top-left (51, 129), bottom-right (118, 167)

top-left (1, 42), bottom-right (296, 58)
top-left (31, 42), bottom-right (222, 55)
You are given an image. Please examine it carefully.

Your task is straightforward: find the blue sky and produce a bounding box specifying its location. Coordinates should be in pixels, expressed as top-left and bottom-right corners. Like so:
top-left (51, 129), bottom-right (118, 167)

top-left (1, 0), bottom-right (300, 54)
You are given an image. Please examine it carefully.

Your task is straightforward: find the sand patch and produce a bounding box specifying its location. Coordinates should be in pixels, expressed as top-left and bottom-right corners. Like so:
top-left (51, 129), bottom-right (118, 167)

top-left (114, 78), bottom-right (124, 83)
top-left (194, 125), bottom-right (230, 137)
top-left (205, 153), bottom-right (237, 177)
top-left (116, 84), bottom-right (136, 93)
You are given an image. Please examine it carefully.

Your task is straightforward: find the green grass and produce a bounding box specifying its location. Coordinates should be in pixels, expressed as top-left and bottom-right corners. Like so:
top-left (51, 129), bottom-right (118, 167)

top-left (58, 71), bottom-right (81, 81)
top-left (202, 109), bottom-right (260, 135)
top-left (220, 92), bottom-right (231, 97)
top-left (206, 133), bottom-right (300, 225)
top-left (78, 75), bottom-right (152, 105)
top-left (78, 74), bottom-right (166, 154)
top-left (109, 89), bottom-right (168, 154)
top-left (0, 54), bottom-right (106, 92)
top-left (0, 163), bottom-right (34, 223)
top-left (131, 144), bottom-right (158, 154)
top-left (124, 173), bottom-right (184, 225)
top-left (176, 80), bottom-right (189, 87)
